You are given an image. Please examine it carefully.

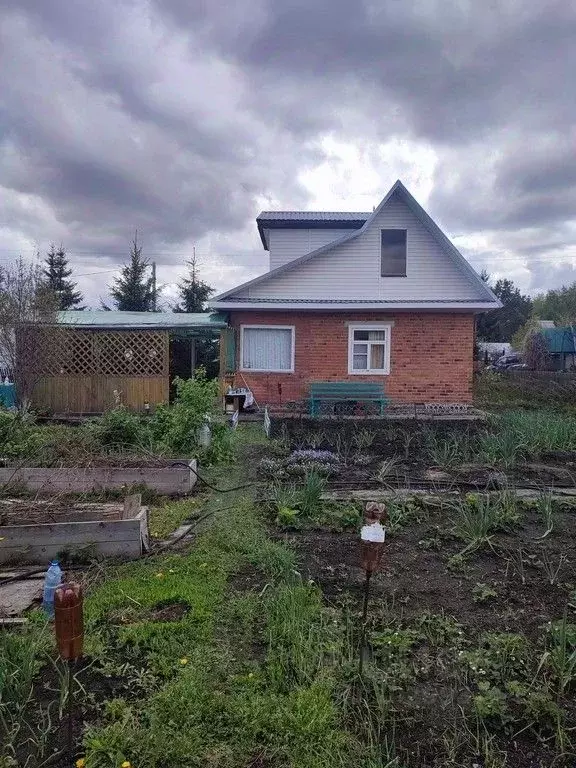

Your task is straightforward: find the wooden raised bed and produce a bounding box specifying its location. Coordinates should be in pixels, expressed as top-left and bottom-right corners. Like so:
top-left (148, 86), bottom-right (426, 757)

top-left (0, 459), bottom-right (197, 494)
top-left (0, 498), bottom-right (150, 564)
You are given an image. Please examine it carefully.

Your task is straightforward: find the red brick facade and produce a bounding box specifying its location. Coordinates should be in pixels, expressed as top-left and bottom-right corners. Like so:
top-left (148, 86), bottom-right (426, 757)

top-left (229, 311), bottom-right (475, 406)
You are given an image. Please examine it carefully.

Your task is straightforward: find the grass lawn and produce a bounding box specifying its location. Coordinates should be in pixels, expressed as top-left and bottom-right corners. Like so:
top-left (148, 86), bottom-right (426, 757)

top-left (2, 421), bottom-right (576, 768)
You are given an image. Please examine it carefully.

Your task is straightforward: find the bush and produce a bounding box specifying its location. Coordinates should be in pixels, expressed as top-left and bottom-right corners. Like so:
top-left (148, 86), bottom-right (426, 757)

top-left (152, 371), bottom-right (218, 455)
top-left (83, 407), bottom-right (151, 450)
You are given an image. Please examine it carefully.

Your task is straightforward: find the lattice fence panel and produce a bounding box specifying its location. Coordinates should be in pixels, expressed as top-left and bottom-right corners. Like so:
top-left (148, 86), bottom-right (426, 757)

top-left (95, 331), bottom-right (167, 376)
top-left (35, 329), bottom-right (168, 376)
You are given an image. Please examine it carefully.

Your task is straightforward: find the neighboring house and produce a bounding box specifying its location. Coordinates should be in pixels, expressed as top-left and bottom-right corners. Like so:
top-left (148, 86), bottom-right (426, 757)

top-left (210, 180), bottom-right (501, 407)
top-left (477, 342), bottom-right (514, 362)
top-left (541, 327), bottom-right (576, 371)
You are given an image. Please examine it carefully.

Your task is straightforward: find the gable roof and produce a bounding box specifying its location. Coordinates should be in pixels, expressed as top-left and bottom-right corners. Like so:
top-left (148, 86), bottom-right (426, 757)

top-left (213, 180), bottom-right (500, 308)
top-left (256, 211), bottom-right (371, 249)
top-left (542, 327), bottom-right (576, 354)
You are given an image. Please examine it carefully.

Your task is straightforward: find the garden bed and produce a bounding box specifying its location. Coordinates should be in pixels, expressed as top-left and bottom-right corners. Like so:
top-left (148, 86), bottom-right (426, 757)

top-left (271, 494), bottom-right (576, 767)
top-left (261, 410), bottom-right (576, 492)
top-left (0, 458), bottom-right (197, 494)
top-left (0, 498), bottom-right (150, 564)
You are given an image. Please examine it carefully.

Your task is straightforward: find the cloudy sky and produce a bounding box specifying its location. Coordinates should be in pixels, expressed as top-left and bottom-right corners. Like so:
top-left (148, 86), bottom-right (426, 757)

top-left (1, 0), bottom-right (576, 308)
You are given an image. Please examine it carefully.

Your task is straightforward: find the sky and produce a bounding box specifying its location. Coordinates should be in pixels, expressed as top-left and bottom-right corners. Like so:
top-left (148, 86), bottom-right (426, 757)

top-left (1, 0), bottom-right (576, 309)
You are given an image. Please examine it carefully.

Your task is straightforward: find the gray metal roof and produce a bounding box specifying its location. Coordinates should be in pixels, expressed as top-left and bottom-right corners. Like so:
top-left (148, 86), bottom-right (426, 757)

top-left (257, 211), bottom-right (371, 221)
top-left (222, 297), bottom-right (487, 304)
top-left (256, 210), bottom-right (369, 249)
top-left (57, 310), bottom-right (228, 331)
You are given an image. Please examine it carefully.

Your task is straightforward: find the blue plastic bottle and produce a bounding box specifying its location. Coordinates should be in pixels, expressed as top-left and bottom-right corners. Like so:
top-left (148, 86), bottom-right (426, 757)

top-left (42, 560), bottom-right (62, 619)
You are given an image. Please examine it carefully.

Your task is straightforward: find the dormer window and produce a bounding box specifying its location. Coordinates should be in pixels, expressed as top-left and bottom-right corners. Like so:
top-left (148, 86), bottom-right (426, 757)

top-left (381, 229), bottom-right (407, 277)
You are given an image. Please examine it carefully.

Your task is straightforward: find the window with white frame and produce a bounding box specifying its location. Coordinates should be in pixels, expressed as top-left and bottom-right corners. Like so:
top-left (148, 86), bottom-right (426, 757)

top-left (240, 325), bottom-right (295, 372)
top-left (348, 324), bottom-right (391, 374)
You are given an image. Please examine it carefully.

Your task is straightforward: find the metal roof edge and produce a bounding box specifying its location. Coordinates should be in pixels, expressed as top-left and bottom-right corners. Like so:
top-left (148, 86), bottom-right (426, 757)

top-left (210, 299), bottom-right (501, 311)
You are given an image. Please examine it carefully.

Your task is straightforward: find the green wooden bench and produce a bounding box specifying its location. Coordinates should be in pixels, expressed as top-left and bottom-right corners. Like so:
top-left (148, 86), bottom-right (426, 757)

top-left (309, 382), bottom-right (389, 417)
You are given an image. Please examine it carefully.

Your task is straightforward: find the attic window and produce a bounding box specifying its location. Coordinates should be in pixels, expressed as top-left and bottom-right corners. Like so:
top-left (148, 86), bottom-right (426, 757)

top-left (381, 229), bottom-right (407, 277)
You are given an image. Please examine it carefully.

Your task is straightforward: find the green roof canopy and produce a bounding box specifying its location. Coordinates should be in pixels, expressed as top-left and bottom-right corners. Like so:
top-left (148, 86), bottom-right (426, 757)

top-left (57, 310), bottom-right (228, 334)
top-left (541, 327), bottom-right (576, 354)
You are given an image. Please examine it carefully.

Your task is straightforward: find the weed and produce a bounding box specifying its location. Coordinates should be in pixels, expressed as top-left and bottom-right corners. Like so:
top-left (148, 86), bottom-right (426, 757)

top-left (540, 551), bottom-right (568, 585)
top-left (321, 502), bottom-right (362, 531)
top-left (424, 431), bottom-right (469, 468)
top-left (306, 430), bottom-right (327, 450)
top-left (473, 681), bottom-right (510, 724)
top-left (478, 429), bottom-right (524, 468)
top-left (462, 632), bottom-right (530, 686)
top-left (377, 456), bottom-right (401, 484)
top-left (299, 471), bottom-right (325, 517)
top-left (334, 431), bottom-right (355, 465)
top-left (386, 497), bottom-right (426, 534)
top-left (449, 494), bottom-right (506, 553)
top-left (535, 491), bottom-right (556, 539)
top-left (504, 547), bottom-right (527, 584)
top-left (543, 614), bottom-right (576, 695)
top-left (472, 583), bottom-right (498, 603)
top-left (352, 428), bottom-right (376, 452)
top-left (0, 624), bottom-right (51, 757)
top-left (270, 482), bottom-right (300, 523)
top-left (414, 612), bottom-right (464, 647)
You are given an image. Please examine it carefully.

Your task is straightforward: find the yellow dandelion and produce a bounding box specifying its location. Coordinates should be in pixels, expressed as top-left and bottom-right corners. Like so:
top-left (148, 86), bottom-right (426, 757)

top-left (155, 572), bottom-right (164, 579)
top-left (180, 657), bottom-right (189, 665)
top-left (75, 759), bottom-right (86, 768)
top-left (121, 762), bottom-right (132, 768)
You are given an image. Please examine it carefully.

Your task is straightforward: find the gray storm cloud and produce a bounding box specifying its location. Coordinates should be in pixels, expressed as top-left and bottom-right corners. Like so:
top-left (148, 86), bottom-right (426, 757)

top-left (1, 0), bottom-right (575, 302)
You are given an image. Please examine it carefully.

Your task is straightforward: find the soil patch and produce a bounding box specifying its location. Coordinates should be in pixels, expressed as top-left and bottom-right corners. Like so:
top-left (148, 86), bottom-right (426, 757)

top-left (149, 598), bottom-right (190, 622)
top-left (276, 505), bottom-right (576, 767)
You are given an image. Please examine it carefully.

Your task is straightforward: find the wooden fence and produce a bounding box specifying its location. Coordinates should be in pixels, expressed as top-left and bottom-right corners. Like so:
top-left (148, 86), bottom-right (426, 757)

top-left (29, 328), bottom-right (170, 413)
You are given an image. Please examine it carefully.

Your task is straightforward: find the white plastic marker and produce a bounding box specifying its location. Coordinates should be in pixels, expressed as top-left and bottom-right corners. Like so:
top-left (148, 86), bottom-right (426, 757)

top-left (360, 521), bottom-right (386, 543)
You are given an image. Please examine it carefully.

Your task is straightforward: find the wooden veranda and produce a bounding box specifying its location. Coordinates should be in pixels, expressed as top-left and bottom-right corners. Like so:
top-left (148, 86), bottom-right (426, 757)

top-left (27, 311), bottom-right (228, 414)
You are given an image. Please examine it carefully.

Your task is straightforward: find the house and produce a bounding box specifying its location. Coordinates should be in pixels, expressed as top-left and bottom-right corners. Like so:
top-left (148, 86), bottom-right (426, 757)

top-left (28, 311), bottom-right (227, 414)
top-left (477, 342), bottom-right (514, 363)
top-left (210, 180), bottom-right (501, 408)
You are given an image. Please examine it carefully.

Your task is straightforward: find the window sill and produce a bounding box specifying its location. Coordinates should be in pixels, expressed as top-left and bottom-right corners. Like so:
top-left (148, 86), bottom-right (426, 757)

top-left (240, 368), bottom-right (294, 374)
top-left (348, 369), bottom-right (390, 375)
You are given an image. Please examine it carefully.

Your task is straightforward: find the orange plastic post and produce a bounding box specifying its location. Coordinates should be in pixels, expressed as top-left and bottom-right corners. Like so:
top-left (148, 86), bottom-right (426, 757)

top-left (54, 582), bottom-right (84, 661)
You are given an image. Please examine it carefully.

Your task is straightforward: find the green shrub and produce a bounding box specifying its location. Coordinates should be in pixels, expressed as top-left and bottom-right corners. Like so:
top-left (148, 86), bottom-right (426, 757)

top-left (83, 407), bottom-right (150, 449)
top-left (152, 371), bottom-right (218, 455)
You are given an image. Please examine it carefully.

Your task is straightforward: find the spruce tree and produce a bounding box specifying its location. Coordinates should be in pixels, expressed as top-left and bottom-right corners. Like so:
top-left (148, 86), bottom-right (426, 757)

top-left (173, 251), bottom-right (215, 313)
top-left (109, 235), bottom-right (159, 311)
top-left (43, 244), bottom-right (85, 310)
top-left (173, 253), bottom-right (218, 377)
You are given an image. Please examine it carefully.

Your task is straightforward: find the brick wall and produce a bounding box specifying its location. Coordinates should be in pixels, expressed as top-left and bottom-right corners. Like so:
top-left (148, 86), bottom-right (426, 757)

top-left (229, 311), bottom-right (475, 406)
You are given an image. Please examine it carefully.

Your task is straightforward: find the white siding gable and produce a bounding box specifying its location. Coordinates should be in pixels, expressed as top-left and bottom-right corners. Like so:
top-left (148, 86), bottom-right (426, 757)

top-left (268, 228), bottom-right (354, 270)
top-left (240, 191), bottom-right (487, 302)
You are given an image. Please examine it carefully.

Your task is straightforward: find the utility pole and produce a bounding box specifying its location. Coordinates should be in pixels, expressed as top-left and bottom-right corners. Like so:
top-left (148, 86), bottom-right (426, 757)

top-left (151, 261), bottom-right (157, 311)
